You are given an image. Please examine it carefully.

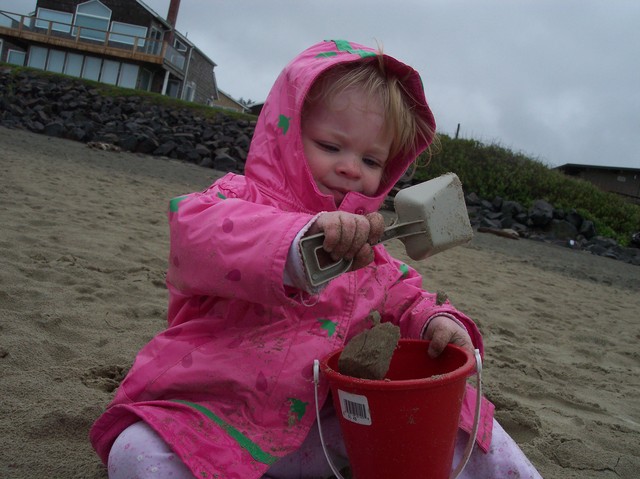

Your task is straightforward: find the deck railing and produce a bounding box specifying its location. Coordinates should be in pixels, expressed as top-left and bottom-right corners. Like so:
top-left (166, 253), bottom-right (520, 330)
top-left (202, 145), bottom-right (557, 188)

top-left (0, 10), bottom-right (186, 71)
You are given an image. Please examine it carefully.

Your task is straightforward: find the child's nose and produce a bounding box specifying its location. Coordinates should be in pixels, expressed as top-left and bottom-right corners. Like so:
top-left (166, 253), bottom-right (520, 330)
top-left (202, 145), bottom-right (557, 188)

top-left (336, 155), bottom-right (361, 178)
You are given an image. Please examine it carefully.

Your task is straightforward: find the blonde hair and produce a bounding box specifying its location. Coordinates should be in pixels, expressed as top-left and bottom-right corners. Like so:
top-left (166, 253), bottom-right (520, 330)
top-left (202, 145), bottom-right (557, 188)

top-left (302, 57), bottom-right (436, 165)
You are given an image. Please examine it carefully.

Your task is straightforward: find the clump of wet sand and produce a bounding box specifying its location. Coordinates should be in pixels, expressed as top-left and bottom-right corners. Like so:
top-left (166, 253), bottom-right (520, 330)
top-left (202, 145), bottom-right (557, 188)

top-left (338, 320), bottom-right (401, 380)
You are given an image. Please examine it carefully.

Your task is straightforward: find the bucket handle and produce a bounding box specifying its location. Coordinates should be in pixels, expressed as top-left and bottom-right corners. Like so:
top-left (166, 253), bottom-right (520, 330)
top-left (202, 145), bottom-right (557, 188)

top-left (313, 348), bottom-right (483, 479)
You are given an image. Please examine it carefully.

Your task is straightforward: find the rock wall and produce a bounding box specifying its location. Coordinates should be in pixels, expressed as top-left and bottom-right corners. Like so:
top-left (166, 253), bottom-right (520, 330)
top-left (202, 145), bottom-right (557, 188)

top-left (2, 67), bottom-right (638, 265)
top-left (465, 194), bottom-right (639, 264)
top-left (0, 67), bottom-right (254, 173)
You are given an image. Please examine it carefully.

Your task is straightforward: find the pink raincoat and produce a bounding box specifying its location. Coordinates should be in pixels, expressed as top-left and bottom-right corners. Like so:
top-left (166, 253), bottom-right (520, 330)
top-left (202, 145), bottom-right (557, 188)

top-left (90, 40), bottom-right (493, 479)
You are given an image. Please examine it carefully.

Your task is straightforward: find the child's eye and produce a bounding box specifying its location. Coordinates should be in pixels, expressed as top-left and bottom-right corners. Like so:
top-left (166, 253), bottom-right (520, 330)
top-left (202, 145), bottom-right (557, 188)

top-left (363, 157), bottom-right (382, 168)
top-left (316, 141), bottom-right (339, 152)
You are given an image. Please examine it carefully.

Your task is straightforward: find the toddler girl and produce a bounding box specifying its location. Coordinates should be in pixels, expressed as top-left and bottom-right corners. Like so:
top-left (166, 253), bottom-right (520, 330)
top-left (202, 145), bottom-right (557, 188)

top-left (91, 39), bottom-right (540, 479)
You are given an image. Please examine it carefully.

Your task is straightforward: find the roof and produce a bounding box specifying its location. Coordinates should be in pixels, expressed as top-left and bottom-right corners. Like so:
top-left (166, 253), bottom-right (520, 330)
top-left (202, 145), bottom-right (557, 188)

top-left (134, 0), bottom-right (172, 28)
top-left (134, 0), bottom-right (217, 67)
top-left (555, 163), bottom-right (639, 174)
top-left (214, 89), bottom-right (248, 111)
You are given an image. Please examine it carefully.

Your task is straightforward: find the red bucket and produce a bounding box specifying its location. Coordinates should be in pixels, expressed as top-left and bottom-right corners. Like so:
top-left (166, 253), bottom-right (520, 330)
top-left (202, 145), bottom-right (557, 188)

top-left (320, 339), bottom-right (476, 479)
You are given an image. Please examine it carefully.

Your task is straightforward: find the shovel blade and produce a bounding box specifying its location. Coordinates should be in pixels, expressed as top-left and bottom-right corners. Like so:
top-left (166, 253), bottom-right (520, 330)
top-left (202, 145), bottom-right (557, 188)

top-left (394, 172), bottom-right (473, 260)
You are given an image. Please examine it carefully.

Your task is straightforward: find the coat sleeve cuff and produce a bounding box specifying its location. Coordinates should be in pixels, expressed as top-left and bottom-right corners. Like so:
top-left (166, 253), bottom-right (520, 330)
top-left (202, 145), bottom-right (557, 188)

top-left (419, 312), bottom-right (467, 339)
top-left (283, 213), bottom-right (325, 295)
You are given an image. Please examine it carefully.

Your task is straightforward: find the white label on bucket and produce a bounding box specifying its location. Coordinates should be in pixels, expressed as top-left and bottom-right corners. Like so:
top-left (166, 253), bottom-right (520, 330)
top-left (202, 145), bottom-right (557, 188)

top-left (338, 390), bottom-right (372, 425)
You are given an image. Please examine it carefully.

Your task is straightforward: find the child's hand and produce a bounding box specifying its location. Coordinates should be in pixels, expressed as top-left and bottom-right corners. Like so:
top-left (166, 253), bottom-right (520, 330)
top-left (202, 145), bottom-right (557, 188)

top-left (423, 315), bottom-right (474, 358)
top-left (306, 212), bottom-right (385, 271)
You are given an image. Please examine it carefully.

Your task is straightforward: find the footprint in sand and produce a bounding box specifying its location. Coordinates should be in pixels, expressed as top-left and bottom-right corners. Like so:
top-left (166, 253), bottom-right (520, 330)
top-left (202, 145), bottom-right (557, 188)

top-left (82, 365), bottom-right (128, 393)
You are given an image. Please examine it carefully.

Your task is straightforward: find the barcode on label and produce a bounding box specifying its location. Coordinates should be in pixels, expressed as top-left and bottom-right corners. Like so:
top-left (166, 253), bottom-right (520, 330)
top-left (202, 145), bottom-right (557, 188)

top-left (338, 390), bottom-right (372, 425)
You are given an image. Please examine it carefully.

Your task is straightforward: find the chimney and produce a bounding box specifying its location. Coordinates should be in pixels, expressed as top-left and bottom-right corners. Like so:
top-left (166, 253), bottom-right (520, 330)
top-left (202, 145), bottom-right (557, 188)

top-left (167, 0), bottom-right (181, 28)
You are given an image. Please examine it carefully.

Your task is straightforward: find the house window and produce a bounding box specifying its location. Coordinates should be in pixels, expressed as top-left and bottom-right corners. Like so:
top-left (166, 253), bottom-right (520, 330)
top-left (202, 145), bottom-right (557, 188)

top-left (7, 49), bottom-right (26, 66)
top-left (73, 0), bottom-right (112, 42)
top-left (35, 8), bottom-right (73, 33)
top-left (118, 63), bottom-right (139, 88)
top-left (183, 81), bottom-right (196, 102)
top-left (100, 59), bottom-right (120, 85)
top-left (46, 49), bottom-right (66, 73)
top-left (138, 68), bottom-right (152, 91)
top-left (65, 53), bottom-right (84, 77)
top-left (147, 27), bottom-right (163, 55)
top-left (82, 56), bottom-right (102, 81)
top-left (27, 46), bottom-right (47, 69)
top-left (174, 38), bottom-right (187, 52)
top-left (166, 79), bottom-right (181, 99)
top-left (110, 22), bottom-right (147, 48)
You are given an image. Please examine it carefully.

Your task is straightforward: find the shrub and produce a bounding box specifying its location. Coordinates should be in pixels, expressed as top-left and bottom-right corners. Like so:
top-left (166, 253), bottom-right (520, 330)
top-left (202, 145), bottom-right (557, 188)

top-left (415, 135), bottom-right (640, 245)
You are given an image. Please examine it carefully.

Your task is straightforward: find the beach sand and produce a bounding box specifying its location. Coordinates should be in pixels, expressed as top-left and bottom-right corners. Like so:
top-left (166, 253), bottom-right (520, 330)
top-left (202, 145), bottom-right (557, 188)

top-left (1, 126), bottom-right (638, 478)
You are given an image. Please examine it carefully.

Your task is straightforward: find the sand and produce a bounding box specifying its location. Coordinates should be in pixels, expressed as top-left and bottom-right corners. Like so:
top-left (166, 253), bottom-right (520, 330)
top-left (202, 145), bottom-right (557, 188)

top-left (0, 126), bottom-right (638, 478)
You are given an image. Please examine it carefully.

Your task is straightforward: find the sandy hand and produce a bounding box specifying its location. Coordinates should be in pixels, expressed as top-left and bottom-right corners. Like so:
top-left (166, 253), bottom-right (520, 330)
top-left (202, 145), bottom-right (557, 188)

top-left (306, 211), bottom-right (385, 271)
top-left (423, 315), bottom-right (474, 358)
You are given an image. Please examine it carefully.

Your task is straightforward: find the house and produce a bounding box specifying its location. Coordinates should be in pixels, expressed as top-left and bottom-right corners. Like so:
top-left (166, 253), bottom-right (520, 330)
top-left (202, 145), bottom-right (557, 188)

top-left (0, 0), bottom-right (220, 106)
top-left (555, 163), bottom-right (640, 205)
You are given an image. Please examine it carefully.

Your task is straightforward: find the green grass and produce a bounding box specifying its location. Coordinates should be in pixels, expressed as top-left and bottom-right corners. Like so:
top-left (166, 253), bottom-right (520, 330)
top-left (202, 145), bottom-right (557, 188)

top-left (415, 135), bottom-right (640, 245)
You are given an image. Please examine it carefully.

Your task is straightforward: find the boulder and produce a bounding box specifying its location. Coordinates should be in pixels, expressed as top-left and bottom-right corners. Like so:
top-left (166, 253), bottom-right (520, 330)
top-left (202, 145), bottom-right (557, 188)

top-left (528, 200), bottom-right (554, 227)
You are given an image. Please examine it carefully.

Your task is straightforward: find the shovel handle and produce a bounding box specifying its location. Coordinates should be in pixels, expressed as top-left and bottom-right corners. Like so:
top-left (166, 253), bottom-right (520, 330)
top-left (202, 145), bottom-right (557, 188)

top-left (379, 219), bottom-right (426, 242)
top-left (300, 220), bottom-right (425, 288)
top-left (300, 233), bottom-right (353, 288)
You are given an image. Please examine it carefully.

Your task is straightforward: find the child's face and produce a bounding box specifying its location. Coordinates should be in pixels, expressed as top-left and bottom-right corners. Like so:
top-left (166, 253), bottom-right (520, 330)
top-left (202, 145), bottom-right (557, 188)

top-left (302, 87), bottom-right (392, 207)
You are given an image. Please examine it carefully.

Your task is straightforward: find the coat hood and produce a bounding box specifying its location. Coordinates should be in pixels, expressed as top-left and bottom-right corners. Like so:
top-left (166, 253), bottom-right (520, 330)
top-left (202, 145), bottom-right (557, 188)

top-left (244, 39), bottom-right (436, 215)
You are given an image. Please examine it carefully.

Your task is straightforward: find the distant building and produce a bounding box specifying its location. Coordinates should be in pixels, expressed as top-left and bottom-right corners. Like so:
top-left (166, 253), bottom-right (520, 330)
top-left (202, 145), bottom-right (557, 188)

top-left (555, 163), bottom-right (640, 205)
top-left (248, 102), bottom-right (264, 116)
top-left (210, 89), bottom-right (248, 114)
top-left (0, 0), bottom-right (221, 106)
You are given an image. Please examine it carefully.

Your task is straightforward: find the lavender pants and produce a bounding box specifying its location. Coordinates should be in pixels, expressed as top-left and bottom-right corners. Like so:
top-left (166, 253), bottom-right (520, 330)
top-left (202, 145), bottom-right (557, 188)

top-left (108, 412), bottom-right (541, 479)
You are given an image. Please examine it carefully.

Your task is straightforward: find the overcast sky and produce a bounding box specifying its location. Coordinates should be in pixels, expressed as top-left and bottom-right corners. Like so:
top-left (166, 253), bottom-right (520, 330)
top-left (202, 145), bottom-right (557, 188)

top-left (3, 0), bottom-right (639, 169)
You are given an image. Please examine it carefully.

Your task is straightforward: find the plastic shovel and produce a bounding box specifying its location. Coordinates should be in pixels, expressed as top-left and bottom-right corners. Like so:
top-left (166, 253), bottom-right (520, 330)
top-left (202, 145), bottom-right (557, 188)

top-left (300, 173), bottom-right (473, 287)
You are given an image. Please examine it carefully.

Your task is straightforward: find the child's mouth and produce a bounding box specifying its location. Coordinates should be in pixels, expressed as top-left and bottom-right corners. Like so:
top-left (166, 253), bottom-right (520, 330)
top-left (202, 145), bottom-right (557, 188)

top-left (331, 189), bottom-right (345, 204)
top-left (317, 182), bottom-right (350, 206)
top-left (324, 186), bottom-right (349, 206)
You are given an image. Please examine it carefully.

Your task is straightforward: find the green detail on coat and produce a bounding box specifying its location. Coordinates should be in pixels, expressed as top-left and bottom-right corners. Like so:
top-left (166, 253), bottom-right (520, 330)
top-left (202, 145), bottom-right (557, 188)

top-left (399, 263), bottom-right (409, 277)
top-left (332, 39), bottom-right (353, 52)
top-left (216, 192), bottom-right (227, 200)
top-left (171, 400), bottom-right (279, 465)
top-left (278, 114), bottom-right (291, 135)
top-left (169, 195), bottom-right (188, 212)
top-left (353, 50), bottom-right (377, 58)
top-left (318, 319), bottom-right (337, 337)
top-left (288, 398), bottom-right (308, 422)
top-left (319, 39), bottom-right (377, 59)
top-left (315, 51), bottom-right (338, 58)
